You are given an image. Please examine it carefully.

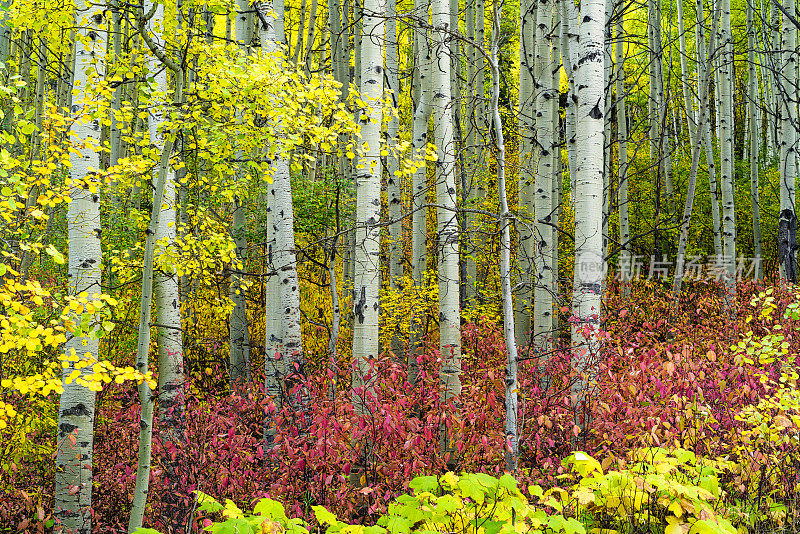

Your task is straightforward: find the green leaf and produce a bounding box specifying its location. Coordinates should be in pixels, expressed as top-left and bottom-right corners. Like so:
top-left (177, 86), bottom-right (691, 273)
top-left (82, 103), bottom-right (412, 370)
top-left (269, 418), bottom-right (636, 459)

top-left (253, 498), bottom-right (286, 519)
top-left (409, 475), bottom-right (438, 495)
top-left (313, 505), bottom-right (339, 525)
top-left (195, 490), bottom-right (224, 513)
top-left (458, 477), bottom-right (485, 504)
top-left (689, 520), bottom-right (727, 534)
top-left (212, 518), bottom-right (253, 534)
top-left (19, 121), bottom-right (35, 136)
top-left (363, 526), bottom-right (387, 534)
top-left (564, 518), bottom-right (586, 534)
top-left (133, 529), bottom-right (165, 534)
top-left (385, 515), bottom-right (413, 534)
top-left (483, 520), bottom-right (503, 534)
top-left (498, 473), bottom-right (519, 494)
top-left (528, 485), bottom-right (544, 499)
top-left (547, 515), bottom-right (565, 533)
top-left (436, 494), bottom-right (461, 514)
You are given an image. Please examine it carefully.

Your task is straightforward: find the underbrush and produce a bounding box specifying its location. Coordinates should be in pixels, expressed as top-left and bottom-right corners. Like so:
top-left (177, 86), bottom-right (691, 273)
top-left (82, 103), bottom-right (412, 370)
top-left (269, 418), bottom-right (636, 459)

top-left (3, 281), bottom-right (800, 533)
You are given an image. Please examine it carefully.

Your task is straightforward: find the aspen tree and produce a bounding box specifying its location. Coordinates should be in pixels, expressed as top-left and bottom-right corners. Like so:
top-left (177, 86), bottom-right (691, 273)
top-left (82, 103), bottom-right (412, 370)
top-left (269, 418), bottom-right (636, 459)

top-left (559, 0), bottom-right (578, 182)
top-left (674, 0), bottom-right (721, 294)
top-left (255, 4), bottom-right (284, 447)
top-left (718, 0), bottom-right (737, 295)
top-left (129, 0), bottom-right (185, 528)
top-left (515, 0), bottom-right (536, 347)
top-left (229, 0), bottom-right (253, 385)
top-left (778, 0), bottom-right (798, 281)
top-left (570, 0), bottom-right (605, 433)
top-left (466, 0), bottom-right (487, 297)
top-left (616, 0), bottom-right (631, 298)
top-left (533, 0), bottom-right (556, 364)
top-left (748, 0), bottom-right (763, 280)
top-left (464, 0), bottom-right (480, 301)
top-left (54, 2), bottom-right (105, 531)
top-left (409, 2), bottom-right (432, 386)
top-left (695, 0), bottom-right (723, 259)
top-left (432, 0), bottom-right (461, 454)
top-left (387, 0), bottom-right (402, 292)
top-left (256, 0), bottom-right (306, 428)
top-left (490, 0), bottom-right (519, 474)
top-left (352, 0), bottom-right (385, 412)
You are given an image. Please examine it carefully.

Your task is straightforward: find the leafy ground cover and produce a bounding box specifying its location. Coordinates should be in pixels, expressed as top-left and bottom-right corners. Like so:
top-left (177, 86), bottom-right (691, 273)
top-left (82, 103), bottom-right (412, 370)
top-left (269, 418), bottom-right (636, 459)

top-left (3, 281), bottom-right (800, 533)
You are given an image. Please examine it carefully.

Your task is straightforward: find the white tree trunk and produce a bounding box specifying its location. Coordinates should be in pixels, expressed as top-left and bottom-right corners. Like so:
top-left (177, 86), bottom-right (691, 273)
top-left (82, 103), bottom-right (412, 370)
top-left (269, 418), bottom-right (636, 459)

top-left (409, 8), bottom-right (432, 386)
top-left (747, 0), bottom-right (763, 280)
top-left (616, 2), bottom-right (630, 298)
top-left (432, 0), bottom-right (461, 454)
top-left (673, 0), bottom-right (720, 294)
top-left (718, 0), bottom-right (736, 296)
top-left (560, 0), bottom-right (579, 185)
top-left (779, 0), bottom-right (797, 281)
top-left (352, 0), bottom-right (385, 414)
top-left (257, 1), bottom-right (305, 423)
top-left (229, 0), bottom-right (254, 385)
top-left (386, 0), bottom-right (402, 292)
top-left (676, 0), bottom-right (696, 135)
top-left (129, 2), bottom-right (186, 529)
top-left (515, 0), bottom-right (536, 347)
top-left (491, 1), bottom-right (518, 474)
top-left (533, 0), bottom-right (556, 371)
top-left (54, 3), bottom-right (105, 531)
top-left (570, 0), bottom-right (604, 433)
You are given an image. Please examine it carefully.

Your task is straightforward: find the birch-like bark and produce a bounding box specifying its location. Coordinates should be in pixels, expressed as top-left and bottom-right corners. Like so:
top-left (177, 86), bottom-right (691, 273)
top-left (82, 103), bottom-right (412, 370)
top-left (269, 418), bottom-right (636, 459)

top-left (676, 0), bottom-right (696, 134)
top-left (616, 2), bottom-right (630, 298)
top-left (328, 240), bottom-right (340, 401)
top-left (386, 0), bottom-right (402, 292)
top-left (352, 0), bottom-right (385, 417)
top-left (515, 0), bottom-right (535, 347)
top-left (54, 3), bottom-right (105, 531)
top-left (778, 0), bottom-right (797, 281)
top-left (551, 1), bottom-right (561, 333)
top-left (560, 0), bottom-right (579, 183)
top-left (570, 0), bottom-right (604, 433)
top-left (748, 0), bottom-right (763, 280)
top-left (674, 0), bottom-right (721, 294)
top-left (129, 2), bottom-right (185, 528)
top-left (257, 1), bottom-right (305, 423)
top-left (229, 0), bottom-right (254, 385)
top-left (464, 0), bottom-right (478, 301)
top-left (533, 0), bottom-right (555, 367)
top-left (109, 1), bottom-right (123, 169)
top-left (255, 3), bottom-right (284, 448)
top-left (718, 0), bottom-right (737, 295)
top-left (490, 0), bottom-right (518, 474)
top-left (432, 0), bottom-right (461, 454)
top-left (409, 10), bottom-right (432, 386)
top-left (466, 0), bottom-right (486, 299)
top-left (696, 0), bottom-right (723, 258)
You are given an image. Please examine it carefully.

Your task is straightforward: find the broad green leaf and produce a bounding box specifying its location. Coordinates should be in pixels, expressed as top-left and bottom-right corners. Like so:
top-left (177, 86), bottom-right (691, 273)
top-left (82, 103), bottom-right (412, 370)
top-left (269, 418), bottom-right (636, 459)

top-left (385, 515), bottom-right (413, 534)
top-left (313, 505), bottom-right (338, 525)
top-left (253, 498), bottom-right (286, 519)
top-left (458, 477), bottom-right (486, 504)
top-left (409, 475), bottom-right (438, 495)
top-left (195, 490), bottom-right (224, 513)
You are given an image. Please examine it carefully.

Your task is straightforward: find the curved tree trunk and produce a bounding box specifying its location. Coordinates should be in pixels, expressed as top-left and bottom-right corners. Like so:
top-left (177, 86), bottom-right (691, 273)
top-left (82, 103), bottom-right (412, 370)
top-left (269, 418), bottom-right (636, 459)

top-left (490, 0), bottom-right (518, 474)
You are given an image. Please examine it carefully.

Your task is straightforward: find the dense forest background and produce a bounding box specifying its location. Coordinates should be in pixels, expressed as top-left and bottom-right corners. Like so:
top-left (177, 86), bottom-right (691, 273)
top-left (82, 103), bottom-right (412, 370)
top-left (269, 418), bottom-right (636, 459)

top-left (2, 0), bottom-right (800, 532)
